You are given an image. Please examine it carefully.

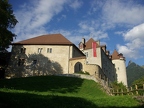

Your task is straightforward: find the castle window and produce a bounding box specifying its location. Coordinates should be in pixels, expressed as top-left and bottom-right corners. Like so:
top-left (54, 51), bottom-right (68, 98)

top-left (118, 67), bottom-right (119, 70)
top-left (18, 58), bottom-right (25, 66)
top-left (20, 48), bottom-right (26, 53)
top-left (32, 60), bottom-right (37, 66)
top-left (85, 52), bottom-right (88, 57)
top-left (47, 48), bottom-right (52, 53)
top-left (38, 48), bottom-right (43, 53)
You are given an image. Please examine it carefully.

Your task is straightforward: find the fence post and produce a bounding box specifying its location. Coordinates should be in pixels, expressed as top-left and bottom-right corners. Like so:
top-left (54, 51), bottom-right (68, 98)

top-left (112, 89), bottom-right (114, 95)
top-left (117, 89), bottom-right (118, 95)
top-left (127, 88), bottom-right (129, 95)
top-left (106, 78), bottom-right (108, 87)
top-left (135, 84), bottom-right (138, 95)
top-left (131, 87), bottom-right (133, 95)
top-left (121, 89), bottom-right (123, 95)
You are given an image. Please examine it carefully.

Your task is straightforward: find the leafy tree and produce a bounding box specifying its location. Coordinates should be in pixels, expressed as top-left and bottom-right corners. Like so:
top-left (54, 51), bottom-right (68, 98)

top-left (0, 0), bottom-right (18, 49)
top-left (132, 76), bottom-right (144, 95)
top-left (132, 76), bottom-right (144, 87)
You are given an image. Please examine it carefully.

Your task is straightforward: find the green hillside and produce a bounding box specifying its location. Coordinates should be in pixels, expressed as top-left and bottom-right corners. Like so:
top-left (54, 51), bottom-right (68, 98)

top-left (0, 76), bottom-right (142, 107)
top-left (126, 62), bottom-right (144, 86)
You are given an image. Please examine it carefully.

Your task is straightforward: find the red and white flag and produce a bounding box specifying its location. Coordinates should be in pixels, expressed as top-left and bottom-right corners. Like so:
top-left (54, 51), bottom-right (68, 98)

top-left (92, 42), bottom-right (97, 57)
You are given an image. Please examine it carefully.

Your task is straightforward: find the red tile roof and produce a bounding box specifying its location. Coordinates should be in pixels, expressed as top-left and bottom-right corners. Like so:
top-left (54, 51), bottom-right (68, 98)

top-left (13, 34), bottom-right (73, 45)
top-left (85, 38), bottom-right (99, 50)
top-left (112, 50), bottom-right (119, 60)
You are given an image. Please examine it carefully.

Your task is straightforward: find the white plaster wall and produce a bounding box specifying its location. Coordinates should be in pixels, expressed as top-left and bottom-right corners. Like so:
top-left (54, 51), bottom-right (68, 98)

top-left (7, 45), bottom-right (74, 77)
top-left (83, 48), bottom-right (102, 67)
top-left (112, 59), bottom-right (128, 86)
top-left (23, 45), bottom-right (71, 74)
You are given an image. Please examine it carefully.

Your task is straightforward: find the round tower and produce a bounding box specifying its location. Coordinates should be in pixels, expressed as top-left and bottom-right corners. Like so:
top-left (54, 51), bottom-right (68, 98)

top-left (112, 50), bottom-right (128, 87)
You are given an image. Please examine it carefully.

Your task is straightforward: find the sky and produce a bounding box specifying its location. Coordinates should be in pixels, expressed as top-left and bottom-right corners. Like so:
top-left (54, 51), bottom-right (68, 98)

top-left (9, 0), bottom-right (144, 66)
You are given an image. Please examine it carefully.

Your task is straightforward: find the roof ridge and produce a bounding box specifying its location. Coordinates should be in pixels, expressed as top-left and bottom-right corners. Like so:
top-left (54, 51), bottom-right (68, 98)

top-left (13, 34), bottom-right (73, 45)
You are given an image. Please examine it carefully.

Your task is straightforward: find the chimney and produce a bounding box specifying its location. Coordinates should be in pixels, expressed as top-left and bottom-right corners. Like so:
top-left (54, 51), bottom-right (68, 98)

top-left (118, 53), bottom-right (125, 60)
top-left (106, 50), bottom-right (109, 56)
top-left (101, 45), bottom-right (106, 52)
top-left (82, 38), bottom-right (85, 45)
top-left (109, 55), bottom-right (112, 59)
top-left (79, 38), bottom-right (86, 50)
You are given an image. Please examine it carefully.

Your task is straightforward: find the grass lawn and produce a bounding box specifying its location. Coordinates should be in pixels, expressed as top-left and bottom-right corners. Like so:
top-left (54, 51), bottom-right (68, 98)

top-left (0, 75), bottom-right (143, 108)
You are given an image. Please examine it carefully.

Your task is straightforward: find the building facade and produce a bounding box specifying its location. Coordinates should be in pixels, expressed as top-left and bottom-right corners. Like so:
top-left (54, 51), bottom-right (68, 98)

top-left (6, 34), bottom-right (85, 77)
top-left (6, 34), bottom-right (127, 86)
top-left (79, 38), bottom-right (127, 86)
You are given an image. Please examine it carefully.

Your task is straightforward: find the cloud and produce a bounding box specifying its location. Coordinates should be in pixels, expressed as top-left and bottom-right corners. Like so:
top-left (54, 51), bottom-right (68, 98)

top-left (102, 0), bottom-right (144, 26)
top-left (117, 23), bottom-right (144, 59)
top-left (117, 44), bottom-right (139, 59)
top-left (69, 0), bottom-right (83, 10)
top-left (57, 15), bottom-right (66, 22)
top-left (78, 20), bottom-right (108, 41)
top-left (89, 0), bottom-right (144, 29)
top-left (13, 0), bottom-right (68, 42)
top-left (124, 23), bottom-right (144, 42)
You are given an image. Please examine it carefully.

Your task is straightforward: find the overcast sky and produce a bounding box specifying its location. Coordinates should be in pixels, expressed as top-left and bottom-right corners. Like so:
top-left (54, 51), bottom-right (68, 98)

top-left (9, 0), bottom-right (144, 66)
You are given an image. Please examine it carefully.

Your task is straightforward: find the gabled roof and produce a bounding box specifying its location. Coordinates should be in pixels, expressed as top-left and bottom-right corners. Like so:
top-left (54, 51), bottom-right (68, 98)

top-left (13, 34), bottom-right (73, 45)
top-left (112, 50), bottom-right (119, 60)
top-left (85, 38), bottom-right (99, 50)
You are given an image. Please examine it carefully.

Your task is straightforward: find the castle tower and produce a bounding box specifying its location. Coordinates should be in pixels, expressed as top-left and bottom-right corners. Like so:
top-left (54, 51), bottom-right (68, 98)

top-left (112, 50), bottom-right (128, 86)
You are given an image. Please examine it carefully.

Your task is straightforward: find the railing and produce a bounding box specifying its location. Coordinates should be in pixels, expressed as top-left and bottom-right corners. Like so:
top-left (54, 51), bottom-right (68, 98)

top-left (111, 84), bottom-right (144, 96)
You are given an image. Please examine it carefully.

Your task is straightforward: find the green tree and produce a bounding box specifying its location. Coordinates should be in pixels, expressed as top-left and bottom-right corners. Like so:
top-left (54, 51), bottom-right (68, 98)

top-left (0, 0), bottom-right (18, 49)
top-left (132, 76), bottom-right (144, 87)
top-left (132, 76), bottom-right (144, 95)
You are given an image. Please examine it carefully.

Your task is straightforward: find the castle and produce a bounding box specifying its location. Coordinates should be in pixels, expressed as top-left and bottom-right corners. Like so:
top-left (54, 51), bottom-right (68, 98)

top-left (6, 34), bottom-right (128, 86)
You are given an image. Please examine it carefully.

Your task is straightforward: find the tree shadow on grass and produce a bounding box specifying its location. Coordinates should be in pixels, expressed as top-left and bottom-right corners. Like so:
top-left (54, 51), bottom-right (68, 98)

top-left (0, 76), bottom-right (84, 93)
top-left (0, 91), bottom-right (144, 108)
top-left (0, 91), bottom-right (97, 108)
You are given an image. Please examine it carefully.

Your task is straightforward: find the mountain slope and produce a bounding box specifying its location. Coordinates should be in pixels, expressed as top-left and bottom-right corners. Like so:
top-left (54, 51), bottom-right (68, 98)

top-left (141, 65), bottom-right (144, 69)
top-left (126, 62), bottom-right (144, 86)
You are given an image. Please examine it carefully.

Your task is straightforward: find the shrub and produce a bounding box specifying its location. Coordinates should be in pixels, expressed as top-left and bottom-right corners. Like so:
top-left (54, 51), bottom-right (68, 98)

top-left (110, 81), bottom-right (127, 93)
top-left (76, 71), bottom-right (90, 75)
